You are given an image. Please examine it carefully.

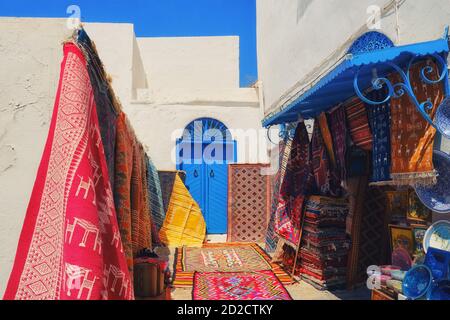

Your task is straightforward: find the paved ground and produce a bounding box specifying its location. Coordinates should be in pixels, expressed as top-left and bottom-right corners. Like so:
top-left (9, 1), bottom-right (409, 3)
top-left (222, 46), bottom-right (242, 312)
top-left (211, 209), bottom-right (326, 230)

top-left (161, 243), bottom-right (371, 301)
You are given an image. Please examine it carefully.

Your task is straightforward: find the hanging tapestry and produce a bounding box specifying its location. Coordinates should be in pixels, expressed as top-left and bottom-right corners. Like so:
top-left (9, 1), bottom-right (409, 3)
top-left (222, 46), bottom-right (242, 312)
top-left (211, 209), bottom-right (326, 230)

top-left (158, 171), bottom-right (187, 214)
top-left (227, 164), bottom-right (271, 243)
top-left (345, 98), bottom-right (373, 151)
top-left (4, 43), bottom-right (132, 300)
top-left (114, 112), bottom-right (134, 277)
top-left (346, 180), bottom-right (390, 288)
top-left (311, 121), bottom-right (343, 197)
top-left (173, 243), bottom-right (291, 287)
top-left (265, 138), bottom-right (293, 253)
top-left (114, 113), bottom-right (152, 280)
top-left (159, 174), bottom-right (206, 247)
top-left (389, 61), bottom-right (444, 186)
top-left (145, 155), bottom-right (165, 232)
top-left (77, 30), bottom-right (118, 189)
top-left (318, 113), bottom-right (336, 168)
top-left (193, 270), bottom-right (292, 300)
top-left (366, 88), bottom-right (392, 185)
top-left (131, 142), bottom-right (152, 252)
top-left (275, 122), bottom-right (314, 246)
top-left (328, 107), bottom-right (348, 182)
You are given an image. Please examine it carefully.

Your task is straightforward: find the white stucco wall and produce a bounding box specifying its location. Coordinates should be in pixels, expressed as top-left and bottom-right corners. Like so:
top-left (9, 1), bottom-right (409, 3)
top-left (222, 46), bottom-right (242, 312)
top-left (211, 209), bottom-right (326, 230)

top-left (257, 0), bottom-right (450, 116)
top-left (137, 36), bottom-right (239, 91)
top-left (124, 90), bottom-right (263, 171)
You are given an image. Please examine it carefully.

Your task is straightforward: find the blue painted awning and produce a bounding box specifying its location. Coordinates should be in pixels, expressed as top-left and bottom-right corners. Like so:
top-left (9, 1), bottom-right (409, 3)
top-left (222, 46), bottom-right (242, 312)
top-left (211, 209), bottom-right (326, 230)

top-left (262, 32), bottom-right (450, 127)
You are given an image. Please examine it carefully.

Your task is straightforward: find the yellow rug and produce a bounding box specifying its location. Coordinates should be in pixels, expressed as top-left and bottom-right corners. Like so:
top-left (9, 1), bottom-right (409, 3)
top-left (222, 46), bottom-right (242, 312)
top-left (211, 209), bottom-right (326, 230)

top-left (159, 174), bottom-right (206, 247)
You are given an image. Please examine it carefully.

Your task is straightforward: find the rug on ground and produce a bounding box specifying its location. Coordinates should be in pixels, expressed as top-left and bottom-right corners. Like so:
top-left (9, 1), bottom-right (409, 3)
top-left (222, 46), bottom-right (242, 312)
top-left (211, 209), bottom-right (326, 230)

top-left (173, 243), bottom-right (291, 287)
top-left (193, 270), bottom-right (292, 300)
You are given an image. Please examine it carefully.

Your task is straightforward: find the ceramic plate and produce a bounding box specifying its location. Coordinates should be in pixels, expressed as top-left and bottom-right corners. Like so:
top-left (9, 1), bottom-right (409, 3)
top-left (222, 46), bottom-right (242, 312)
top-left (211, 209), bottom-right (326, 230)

top-left (415, 150), bottom-right (450, 214)
top-left (423, 220), bottom-right (450, 253)
top-left (436, 97), bottom-right (450, 140)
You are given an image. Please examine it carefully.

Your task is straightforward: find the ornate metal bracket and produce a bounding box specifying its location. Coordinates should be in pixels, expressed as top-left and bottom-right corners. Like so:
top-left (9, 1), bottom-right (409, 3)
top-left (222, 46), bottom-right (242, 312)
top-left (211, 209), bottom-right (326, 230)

top-left (354, 53), bottom-right (449, 133)
top-left (266, 124), bottom-right (297, 145)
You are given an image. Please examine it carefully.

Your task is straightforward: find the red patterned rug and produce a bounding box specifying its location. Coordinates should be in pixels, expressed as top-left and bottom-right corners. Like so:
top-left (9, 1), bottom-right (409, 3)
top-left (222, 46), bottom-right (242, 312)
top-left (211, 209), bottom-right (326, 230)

top-left (3, 43), bottom-right (132, 300)
top-left (193, 270), bottom-right (292, 300)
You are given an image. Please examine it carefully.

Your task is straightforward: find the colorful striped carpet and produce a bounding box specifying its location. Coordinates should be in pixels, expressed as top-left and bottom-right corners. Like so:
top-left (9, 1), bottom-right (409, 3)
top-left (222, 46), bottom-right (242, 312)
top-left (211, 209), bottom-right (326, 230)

top-left (172, 243), bottom-right (292, 287)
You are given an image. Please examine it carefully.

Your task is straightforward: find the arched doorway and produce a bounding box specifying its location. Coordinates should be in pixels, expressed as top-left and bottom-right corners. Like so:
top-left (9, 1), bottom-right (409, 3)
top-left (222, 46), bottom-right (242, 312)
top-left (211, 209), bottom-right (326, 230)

top-left (176, 118), bottom-right (237, 234)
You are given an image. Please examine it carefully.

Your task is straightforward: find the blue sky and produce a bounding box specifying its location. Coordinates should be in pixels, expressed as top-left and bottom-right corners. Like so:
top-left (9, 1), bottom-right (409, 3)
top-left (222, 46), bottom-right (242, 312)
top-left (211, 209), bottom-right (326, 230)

top-left (0, 0), bottom-right (257, 87)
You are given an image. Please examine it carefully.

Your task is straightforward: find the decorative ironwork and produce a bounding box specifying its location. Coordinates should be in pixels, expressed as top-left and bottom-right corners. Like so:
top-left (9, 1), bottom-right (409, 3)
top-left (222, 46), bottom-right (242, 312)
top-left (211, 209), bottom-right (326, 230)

top-left (347, 31), bottom-right (394, 55)
top-left (353, 53), bottom-right (449, 134)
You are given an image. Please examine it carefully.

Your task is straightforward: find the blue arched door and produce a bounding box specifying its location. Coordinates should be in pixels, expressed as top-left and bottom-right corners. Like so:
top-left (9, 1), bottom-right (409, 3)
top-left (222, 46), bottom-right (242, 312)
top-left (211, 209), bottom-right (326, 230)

top-left (176, 118), bottom-right (236, 234)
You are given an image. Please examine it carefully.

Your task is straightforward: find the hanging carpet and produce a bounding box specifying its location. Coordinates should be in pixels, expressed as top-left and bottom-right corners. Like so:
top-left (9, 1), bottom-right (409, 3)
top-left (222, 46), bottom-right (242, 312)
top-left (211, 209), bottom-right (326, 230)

top-left (158, 170), bottom-right (187, 214)
top-left (227, 164), bottom-right (271, 243)
top-left (388, 61), bottom-right (443, 186)
top-left (4, 43), bottom-right (132, 300)
top-left (159, 174), bottom-right (206, 247)
top-left (275, 122), bottom-right (314, 246)
top-left (265, 138), bottom-right (293, 253)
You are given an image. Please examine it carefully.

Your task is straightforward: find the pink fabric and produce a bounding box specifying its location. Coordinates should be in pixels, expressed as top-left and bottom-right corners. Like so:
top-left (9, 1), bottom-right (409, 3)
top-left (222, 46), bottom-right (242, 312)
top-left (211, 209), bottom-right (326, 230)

top-left (4, 43), bottom-right (133, 300)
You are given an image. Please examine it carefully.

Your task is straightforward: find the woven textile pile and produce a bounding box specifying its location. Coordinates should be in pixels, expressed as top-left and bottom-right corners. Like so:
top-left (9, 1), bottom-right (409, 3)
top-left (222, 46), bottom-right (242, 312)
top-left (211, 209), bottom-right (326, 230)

top-left (282, 196), bottom-right (351, 290)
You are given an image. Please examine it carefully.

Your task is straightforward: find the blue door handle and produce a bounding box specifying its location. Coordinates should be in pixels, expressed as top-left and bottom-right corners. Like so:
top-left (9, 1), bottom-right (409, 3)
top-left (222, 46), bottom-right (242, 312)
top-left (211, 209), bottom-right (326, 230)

top-left (194, 169), bottom-right (198, 177)
top-left (210, 169), bottom-right (214, 178)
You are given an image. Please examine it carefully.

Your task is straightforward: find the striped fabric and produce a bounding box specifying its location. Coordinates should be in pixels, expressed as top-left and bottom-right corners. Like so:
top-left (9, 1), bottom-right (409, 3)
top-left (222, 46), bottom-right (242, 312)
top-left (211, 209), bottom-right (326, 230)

top-left (265, 138), bottom-right (293, 253)
top-left (328, 107), bottom-right (348, 182)
top-left (145, 155), bottom-right (165, 231)
top-left (312, 121), bottom-right (343, 197)
top-left (366, 88), bottom-right (392, 185)
top-left (159, 174), bottom-right (206, 247)
top-left (345, 98), bottom-right (373, 151)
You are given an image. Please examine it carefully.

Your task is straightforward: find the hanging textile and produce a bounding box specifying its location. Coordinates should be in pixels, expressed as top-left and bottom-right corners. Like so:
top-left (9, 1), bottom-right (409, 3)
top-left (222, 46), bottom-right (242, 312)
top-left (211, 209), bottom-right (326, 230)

top-left (114, 113), bottom-right (152, 280)
top-left (77, 29), bottom-right (118, 189)
top-left (227, 164), bottom-right (271, 243)
top-left (145, 155), bottom-right (165, 233)
top-left (131, 142), bottom-right (152, 252)
top-left (265, 138), bottom-right (293, 253)
top-left (318, 113), bottom-right (336, 168)
top-left (366, 88), bottom-right (392, 185)
top-left (311, 121), bottom-right (343, 197)
top-left (345, 98), bottom-right (373, 151)
top-left (328, 107), bottom-right (348, 182)
top-left (388, 61), bottom-right (443, 186)
top-left (159, 174), bottom-right (206, 247)
top-left (158, 171), bottom-right (187, 214)
top-left (4, 43), bottom-right (132, 300)
top-left (275, 122), bottom-right (314, 246)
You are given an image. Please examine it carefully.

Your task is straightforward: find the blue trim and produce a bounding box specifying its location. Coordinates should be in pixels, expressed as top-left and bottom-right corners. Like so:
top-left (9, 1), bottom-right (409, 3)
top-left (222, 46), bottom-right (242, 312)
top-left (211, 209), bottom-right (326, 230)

top-left (262, 35), bottom-right (450, 127)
